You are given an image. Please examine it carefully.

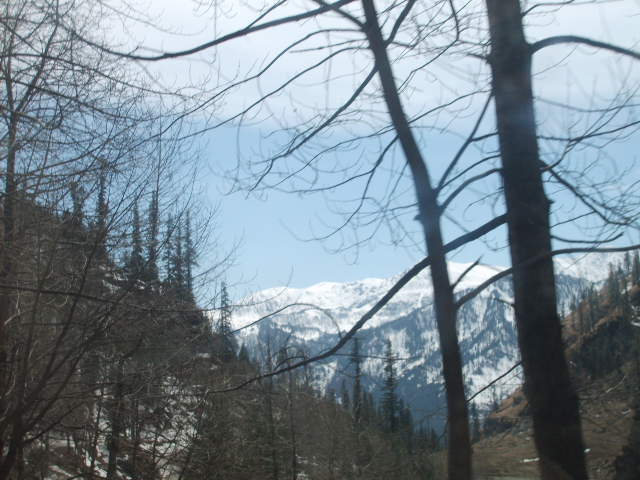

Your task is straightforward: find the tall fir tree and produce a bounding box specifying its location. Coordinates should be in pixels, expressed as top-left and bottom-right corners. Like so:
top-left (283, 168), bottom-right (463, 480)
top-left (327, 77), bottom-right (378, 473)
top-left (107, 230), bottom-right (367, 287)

top-left (216, 282), bottom-right (235, 361)
top-left (145, 187), bottom-right (160, 283)
top-left (95, 159), bottom-right (109, 257)
top-left (381, 340), bottom-right (398, 433)
top-left (633, 251), bottom-right (640, 286)
top-left (470, 401), bottom-right (481, 442)
top-left (351, 337), bottom-right (363, 427)
top-left (69, 181), bottom-right (85, 229)
top-left (184, 211), bottom-right (196, 302)
top-left (340, 379), bottom-right (350, 411)
top-left (126, 202), bottom-right (145, 282)
top-left (607, 264), bottom-right (621, 306)
top-left (163, 215), bottom-right (176, 288)
top-left (163, 216), bottom-right (189, 300)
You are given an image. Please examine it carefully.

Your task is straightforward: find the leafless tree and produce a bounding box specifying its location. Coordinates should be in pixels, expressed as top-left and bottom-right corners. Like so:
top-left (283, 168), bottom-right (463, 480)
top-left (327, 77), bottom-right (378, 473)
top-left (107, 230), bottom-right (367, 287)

top-left (0, 1), bottom-right (225, 478)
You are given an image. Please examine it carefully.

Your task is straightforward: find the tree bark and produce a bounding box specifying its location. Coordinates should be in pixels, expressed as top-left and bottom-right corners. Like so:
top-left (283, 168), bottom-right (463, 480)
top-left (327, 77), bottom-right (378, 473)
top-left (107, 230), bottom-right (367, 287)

top-left (360, 1), bottom-right (471, 478)
top-left (485, 1), bottom-right (588, 478)
top-left (106, 362), bottom-right (125, 480)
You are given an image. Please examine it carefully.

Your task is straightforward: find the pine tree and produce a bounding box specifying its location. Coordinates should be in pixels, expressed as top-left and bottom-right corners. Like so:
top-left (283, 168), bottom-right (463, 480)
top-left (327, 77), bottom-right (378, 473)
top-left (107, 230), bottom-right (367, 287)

top-left (184, 211), bottom-right (197, 302)
top-left (607, 264), bottom-right (621, 306)
top-left (163, 216), bottom-right (189, 300)
top-left (126, 202), bottom-right (144, 282)
top-left (340, 379), bottom-right (350, 411)
top-left (95, 160), bottom-right (109, 257)
top-left (633, 251), bottom-right (640, 286)
top-left (238, 342), bottom-right (251, 364)
top-left (144, 187), bottom-right (160, 283)
top-left (398, 399), bottom-right (414, 452)
top-left (216, 282), bottom-right (235, 361)
top-left (350, 337), bottom-right (363, 427)
top-left (470, 401), bottom-right (481, 442)
top-left (218, 282), bottom-right (232, 336)
top-left (587, 286), bottom-right (598, 332)
top-left (381, 340), bottom-right (398, 433)
top-left (163, 215), bottom-right (176, 288)
top-left (174, 222), bottom-right (185, 295)
top-left (69, 181), bottom-right (85, 229)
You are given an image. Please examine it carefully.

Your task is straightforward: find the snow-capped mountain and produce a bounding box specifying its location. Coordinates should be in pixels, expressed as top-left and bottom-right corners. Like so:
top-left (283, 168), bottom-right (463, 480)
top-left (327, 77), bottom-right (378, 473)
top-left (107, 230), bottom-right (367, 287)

top-left (233, 252), bottom-right (623, 429)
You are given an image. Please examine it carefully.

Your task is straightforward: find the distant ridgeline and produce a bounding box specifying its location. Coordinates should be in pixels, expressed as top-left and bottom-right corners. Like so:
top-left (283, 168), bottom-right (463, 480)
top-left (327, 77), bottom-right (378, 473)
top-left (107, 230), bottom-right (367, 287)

top-left (233, 252), bottom-right (627, 432)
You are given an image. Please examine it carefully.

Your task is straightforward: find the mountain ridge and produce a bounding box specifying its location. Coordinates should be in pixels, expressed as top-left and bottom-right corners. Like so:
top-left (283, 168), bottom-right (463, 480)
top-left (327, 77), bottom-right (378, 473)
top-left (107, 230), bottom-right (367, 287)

top-left (232, 252), bottom-right (625, 428)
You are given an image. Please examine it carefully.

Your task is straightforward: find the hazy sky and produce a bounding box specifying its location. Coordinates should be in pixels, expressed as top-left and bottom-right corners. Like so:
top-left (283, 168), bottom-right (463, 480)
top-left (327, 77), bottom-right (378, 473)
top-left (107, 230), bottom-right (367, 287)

top-left (114, 0), bottom-right (640, 296)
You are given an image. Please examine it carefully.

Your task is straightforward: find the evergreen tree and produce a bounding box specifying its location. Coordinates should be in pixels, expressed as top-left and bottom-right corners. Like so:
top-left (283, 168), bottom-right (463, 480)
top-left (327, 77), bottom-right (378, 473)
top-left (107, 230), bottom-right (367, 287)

top-left (126, 202), bottom-right (144, 282)
top-left (184, 211), bottom-right (197, 302)
top-left (69, 181), bottom-right (85, 229)
top-left (398, 399), bottom-right (414, 452)
top-left (470, 402), bottom-right (481, 442)
top-left (624, 251), bottom-right (632, 277)
top-left (95, 159), bottom-right (109, 257)
top-left (144, 187), bottom-right (160, 283)
top-left (350, 337), bottom-right (363, 427)
top-left (340, 379), bottom-right (350, 411)
top-left (381, 340), bottom-right (398, 433)
top-left (587, 286), bottom-right (598, 332)
top-left (607, 264), bottom-right (621, 306)
top-left (216, 282), bottom-right (235, 361)
top-left (218, 282), bottom-right (232, 336)
top-left (163, 216), bottom-right (188, 300)
top-left (238, 342), bottom-right (251, 364)
top-left (163, 214), bottom-right (175, 285)
top-left (633, 251), bottom-right (640, 286)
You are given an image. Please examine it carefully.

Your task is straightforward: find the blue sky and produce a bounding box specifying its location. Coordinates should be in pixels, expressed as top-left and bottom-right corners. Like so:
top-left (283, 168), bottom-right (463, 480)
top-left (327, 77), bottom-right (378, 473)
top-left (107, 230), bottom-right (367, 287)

top-left (203, 123), bottom-right (511, 295)
top-left (116, 0), bottom-right (640, 297)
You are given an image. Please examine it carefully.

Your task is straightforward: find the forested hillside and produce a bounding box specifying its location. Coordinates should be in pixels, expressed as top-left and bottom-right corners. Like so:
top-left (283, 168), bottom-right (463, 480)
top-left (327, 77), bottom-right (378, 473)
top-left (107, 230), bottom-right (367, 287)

top-left (477, 254), bottom-right (640, 479)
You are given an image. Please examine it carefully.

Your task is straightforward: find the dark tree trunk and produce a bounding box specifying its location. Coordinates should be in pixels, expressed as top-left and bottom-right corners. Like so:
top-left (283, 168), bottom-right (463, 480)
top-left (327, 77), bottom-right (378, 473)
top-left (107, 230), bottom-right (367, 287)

top-left (106, 363), bottom-right (125, 480)
top-left (360, 1), bottom-right (471, 478)
top-left (485, 1), bottom-right (588, 478)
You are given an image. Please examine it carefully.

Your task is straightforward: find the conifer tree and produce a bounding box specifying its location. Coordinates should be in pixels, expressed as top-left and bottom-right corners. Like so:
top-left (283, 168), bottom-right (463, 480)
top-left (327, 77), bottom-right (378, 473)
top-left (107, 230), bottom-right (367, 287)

top-left (340, 379), bottom-right (350, 411)
top-left (607, 265), bottom-right (621, 306)
top-left (126, 202), bottom-right (144, 282)
top-left (398, 399), bottom-right (414, 452)
top-left (350, 337), bottom-right (363, 427)
top-left (470, 402), bottom-right (481, 442)
top-left (163, 216), bottom-right (188, 300)
top-left (381, 340), bottom-right (398, 433)
top-left (633, 251), bottom-right (640, 286)
top-left (69, 181), bottom-right (85, 229)
top-left (163, 215), bottom-right (177, 289)
top-left (216, 282), bottom-right (235, 361)
top-left (218, 282), bottom-right (232, 336)
top-left (174, 222), bottom-right (185, 295)
top-left (238, 343), bottom-right (251, 364)
top-left (145, 187), bottom-right (160, 283)
top-left (95, 160), bottom-right (109, 257)
top-left (184, 212), bottom-right (197, 302)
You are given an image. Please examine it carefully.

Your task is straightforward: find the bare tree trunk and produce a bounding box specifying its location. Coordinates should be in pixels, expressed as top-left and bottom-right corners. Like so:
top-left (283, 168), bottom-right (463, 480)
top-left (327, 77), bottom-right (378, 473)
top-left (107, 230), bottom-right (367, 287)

top-left (360, 1), bottom-right (471, 478)
top-left (106, 362), bottom-right (125, 480)
top-left (287, 369), bottom-right (297, 480)
top-left (266, 377), bottom-right (280, 480)
top-left (88, 387), bottom-right (105, 480)
top-left (485, 1), bottom-right (587, 478)
top-left (130, 397), bottom-right (141, 480)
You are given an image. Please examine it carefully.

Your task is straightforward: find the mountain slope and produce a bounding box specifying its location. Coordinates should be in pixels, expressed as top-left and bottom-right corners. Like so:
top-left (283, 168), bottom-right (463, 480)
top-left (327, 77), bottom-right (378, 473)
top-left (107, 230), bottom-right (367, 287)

top-left (233, 253), bottom-right (623, 428)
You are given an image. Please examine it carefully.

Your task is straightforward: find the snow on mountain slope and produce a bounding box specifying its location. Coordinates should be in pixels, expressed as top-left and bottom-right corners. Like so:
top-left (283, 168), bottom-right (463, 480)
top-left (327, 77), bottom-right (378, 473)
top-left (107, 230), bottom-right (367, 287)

top-left (232, 251), bottom-right (625, 427)
top-left (234, 261), bottom-right (505, 336)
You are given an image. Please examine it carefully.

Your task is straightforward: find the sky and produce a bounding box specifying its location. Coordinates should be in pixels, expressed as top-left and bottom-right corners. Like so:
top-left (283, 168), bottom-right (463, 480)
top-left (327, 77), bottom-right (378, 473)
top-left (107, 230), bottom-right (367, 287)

top-left (112, 0), bottom-right (640, 297)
